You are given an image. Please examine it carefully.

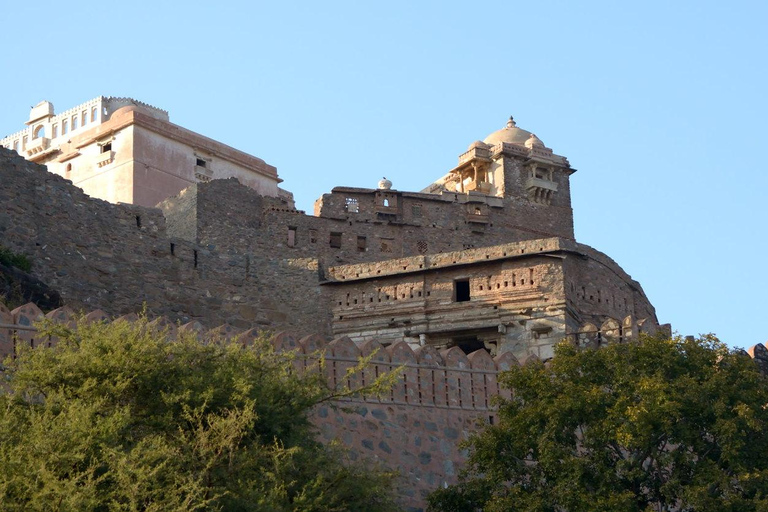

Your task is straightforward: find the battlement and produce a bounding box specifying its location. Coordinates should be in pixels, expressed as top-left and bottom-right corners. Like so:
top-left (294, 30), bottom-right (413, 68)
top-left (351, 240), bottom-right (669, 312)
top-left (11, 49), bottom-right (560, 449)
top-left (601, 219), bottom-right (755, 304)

top-left (102, 96), bottom-right (169, 119)
top-left (0, 302), bottom-right (519, 408)
top-left (1, 96), bottom-right (172, 148)
top-left (1, 301), bottom-right (762, 403)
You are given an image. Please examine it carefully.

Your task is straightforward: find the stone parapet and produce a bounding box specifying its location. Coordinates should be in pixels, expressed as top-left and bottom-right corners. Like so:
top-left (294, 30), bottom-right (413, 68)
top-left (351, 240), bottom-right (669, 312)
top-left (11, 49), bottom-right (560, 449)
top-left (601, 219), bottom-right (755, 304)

top-left (0, 303), bottom-right (765, 512)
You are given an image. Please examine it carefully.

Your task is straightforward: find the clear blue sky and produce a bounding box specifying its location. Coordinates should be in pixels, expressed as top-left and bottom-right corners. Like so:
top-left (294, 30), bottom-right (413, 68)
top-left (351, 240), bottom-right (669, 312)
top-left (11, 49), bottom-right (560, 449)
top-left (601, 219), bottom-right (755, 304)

top-left (1, 1), bottom-right (766, 348)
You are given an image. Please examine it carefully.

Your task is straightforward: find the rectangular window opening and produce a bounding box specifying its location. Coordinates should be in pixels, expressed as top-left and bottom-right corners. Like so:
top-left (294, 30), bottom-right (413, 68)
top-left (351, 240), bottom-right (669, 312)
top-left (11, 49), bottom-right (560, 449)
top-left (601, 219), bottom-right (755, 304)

top-left (455, 279), bottom-right (470, 302)
top-left (330, 232), bottom-right (342, 249)
top-left (196, 158), bottom-right (206, 168)
top-left (357, 236), bottom-right (366, 252)
top-left (287, 227), bottom-right (297, 247)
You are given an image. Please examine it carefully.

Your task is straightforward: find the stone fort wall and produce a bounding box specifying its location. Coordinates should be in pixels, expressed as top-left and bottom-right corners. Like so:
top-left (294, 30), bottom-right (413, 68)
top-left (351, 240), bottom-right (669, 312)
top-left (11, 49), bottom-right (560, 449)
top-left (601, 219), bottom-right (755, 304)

top-left (0, 302), bottom-right (519, 511)
top-left (161, 176), bottom-right (576, 276)
top-left (0, 148), bottom-right (329, 333)
top-left (1, 302), bottom-right (766, 512)
top-left (0, 145), bottom-right (588, 338)
top-left (0, 145), bottom-right (659, 357)
top-left (323, 238), bottom-right (660, 360)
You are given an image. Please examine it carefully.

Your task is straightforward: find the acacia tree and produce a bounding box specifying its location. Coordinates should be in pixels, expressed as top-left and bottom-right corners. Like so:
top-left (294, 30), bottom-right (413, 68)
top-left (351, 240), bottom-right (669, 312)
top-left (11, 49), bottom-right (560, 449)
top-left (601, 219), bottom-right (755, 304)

top-left (0, 317), bottom-right (399, 511)
top-left (428, 335), bottom-right (768, 512)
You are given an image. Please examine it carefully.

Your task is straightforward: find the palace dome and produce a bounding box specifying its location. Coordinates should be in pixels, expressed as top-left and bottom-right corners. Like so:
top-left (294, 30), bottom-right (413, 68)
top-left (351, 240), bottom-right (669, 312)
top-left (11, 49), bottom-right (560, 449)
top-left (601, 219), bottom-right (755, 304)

top-left (525, 133), bottom-right (546, 149)
top-left (483, 116), bottom-right (536, 147)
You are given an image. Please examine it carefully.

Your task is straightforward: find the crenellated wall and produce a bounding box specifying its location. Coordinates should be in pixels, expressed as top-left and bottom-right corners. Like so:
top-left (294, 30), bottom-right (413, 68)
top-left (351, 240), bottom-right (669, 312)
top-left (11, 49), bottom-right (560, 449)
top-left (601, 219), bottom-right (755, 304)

top-left (0, 302), bottom-right (764, 512)
top-left (0, 302), bottom-right (517, 511)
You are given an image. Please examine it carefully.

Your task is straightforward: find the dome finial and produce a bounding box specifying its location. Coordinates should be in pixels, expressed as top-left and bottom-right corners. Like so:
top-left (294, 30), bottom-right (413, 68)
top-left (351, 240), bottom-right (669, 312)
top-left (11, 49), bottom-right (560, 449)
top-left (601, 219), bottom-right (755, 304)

top-left (506, 116), bottom-right (516, 128)
top-left (378, 177), bottom-right (392, 190)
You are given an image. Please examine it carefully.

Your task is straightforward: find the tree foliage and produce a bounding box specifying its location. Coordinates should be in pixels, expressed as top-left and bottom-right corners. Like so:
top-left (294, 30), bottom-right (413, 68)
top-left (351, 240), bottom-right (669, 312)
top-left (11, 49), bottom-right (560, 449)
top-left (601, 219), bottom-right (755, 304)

top-left (0, 245), bottom-right (32, 273)
top-left (0, 317), bottom-right (399, 511)
top-left (428, 335), bottom-right (768, 512)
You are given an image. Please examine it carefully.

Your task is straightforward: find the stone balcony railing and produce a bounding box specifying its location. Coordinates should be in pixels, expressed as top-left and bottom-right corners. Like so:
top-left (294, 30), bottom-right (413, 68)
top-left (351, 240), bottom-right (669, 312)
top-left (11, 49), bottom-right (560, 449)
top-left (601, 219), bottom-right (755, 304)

top-left (25, 137), bottom-right (50, 157)
top-left (458, 145), bottom-right (491, 165)
top-left (525, 177), bottom-right (558, 205)
top-left (466, 180), bottom-right (492, 194)
top-left (525, 177), bottom-right (558, 192)
top-left (466, 212), bottom-right (489, 224)
top-left (95, 150), bottom-right (115, 168)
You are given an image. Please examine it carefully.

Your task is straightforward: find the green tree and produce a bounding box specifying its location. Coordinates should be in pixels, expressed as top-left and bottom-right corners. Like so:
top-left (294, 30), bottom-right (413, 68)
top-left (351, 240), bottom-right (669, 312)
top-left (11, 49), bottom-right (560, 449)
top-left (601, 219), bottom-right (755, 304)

top-left (0, 316), bottom-right (400, 511)
top-left (428, 335), bottom-right (768, 512)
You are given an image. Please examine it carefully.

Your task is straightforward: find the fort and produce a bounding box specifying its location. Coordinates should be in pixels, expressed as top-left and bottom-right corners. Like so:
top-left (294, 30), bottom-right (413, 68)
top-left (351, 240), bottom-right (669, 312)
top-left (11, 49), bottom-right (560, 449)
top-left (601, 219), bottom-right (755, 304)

top-left (0, 98), bottom-right (680, 509)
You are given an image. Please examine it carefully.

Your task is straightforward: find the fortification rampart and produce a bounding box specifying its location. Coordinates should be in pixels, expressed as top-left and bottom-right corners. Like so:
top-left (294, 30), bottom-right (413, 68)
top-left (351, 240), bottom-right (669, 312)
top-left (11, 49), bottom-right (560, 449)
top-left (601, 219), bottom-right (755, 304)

top-left (0, 302), bottom-right (518, 511)
top-left (0, 301), bottom-right (765, 511)
top-left (0, 145), bottom-right (664, 362)
top-left (0, 148), bottom-right (327, 334)
top-left (161, 177), bottom-right (575, 275)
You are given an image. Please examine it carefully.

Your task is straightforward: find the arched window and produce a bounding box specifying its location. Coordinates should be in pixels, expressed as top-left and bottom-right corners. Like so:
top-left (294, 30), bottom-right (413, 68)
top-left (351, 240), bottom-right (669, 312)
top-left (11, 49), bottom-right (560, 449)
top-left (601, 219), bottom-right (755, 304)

top-left (91, 107), bottom-right (97, 122)
top-left (33, 125), bottom-right (45, 139)
top-left (65, 163), bottom-right (72, 177)
top-left (72, 116), bottom-right (79, 130)
top-left (52, 124), bottom-right (58, 138)
top-left (62, 120), bottom-right (68, 134)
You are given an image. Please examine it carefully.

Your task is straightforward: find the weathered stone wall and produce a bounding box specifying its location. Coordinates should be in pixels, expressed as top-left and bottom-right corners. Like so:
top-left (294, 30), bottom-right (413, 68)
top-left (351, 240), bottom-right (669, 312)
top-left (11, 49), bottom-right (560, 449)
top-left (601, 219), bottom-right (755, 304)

top-left (160, 179), bottom-right (575, 275)
top-left (326, 249), bottom-right (566, 358)
top-left (563, 243), bottom-right (661, 340)
top-left (0, 148), bottom-right (327, 334)
top-left (0, 146), bottom-right (662, 359)
top-left (499, 155), bottom-right (575, 236)
top-left (0, 302), bottom-right (763, 512)
top-left (0, 303), bottom-right (516, 512)
top-left (324, 238), bottom-right (660, 361)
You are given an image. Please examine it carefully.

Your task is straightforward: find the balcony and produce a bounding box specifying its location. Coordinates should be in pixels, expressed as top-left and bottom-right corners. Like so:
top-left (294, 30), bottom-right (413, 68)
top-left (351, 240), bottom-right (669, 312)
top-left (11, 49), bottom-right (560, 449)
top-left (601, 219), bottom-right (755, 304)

top-left (95, 150), bottom-right (115, 168)
top-left (525, 177), bottom-right (558, 205)
top-left (465, 180), bottom-right (492, 195)
top-left (458, 144), bottom-right (491, 165)
top-left (467, 212), bottom-right (489, 224)
top-left (25, 137), bottom-right (50, 157)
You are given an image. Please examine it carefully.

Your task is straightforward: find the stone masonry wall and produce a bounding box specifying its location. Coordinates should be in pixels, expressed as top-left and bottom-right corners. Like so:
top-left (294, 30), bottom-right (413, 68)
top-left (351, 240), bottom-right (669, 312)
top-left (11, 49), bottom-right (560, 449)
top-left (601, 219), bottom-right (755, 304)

top-left (324, 238), bottom-right (660, 361)
top-left (0, 302), bottom-right (518, 512)
top-left (0, 148), bottom-right (327, 334)
top-left (0, 146), bottom-right (660, 354)
top-left (0, 301), bottom-right (762, 512)
top-left (160, 179), bottom-right (575, 276)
